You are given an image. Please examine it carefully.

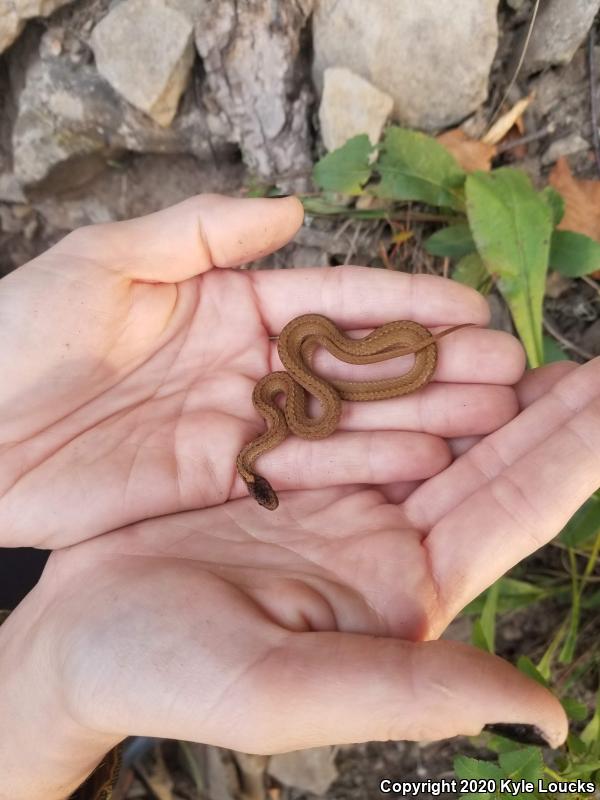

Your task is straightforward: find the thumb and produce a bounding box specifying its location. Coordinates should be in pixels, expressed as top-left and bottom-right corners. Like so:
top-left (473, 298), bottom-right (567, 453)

top-left (55, 194), bottom-right (304, 283)
top-left (230, 633), bottom-right (567, 754)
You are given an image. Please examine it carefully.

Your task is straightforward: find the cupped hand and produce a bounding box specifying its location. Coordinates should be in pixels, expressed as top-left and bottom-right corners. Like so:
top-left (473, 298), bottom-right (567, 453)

top-left (3, 355), bottom-right (597, 799)
top-left (0, 195), bottom-right (524, 548)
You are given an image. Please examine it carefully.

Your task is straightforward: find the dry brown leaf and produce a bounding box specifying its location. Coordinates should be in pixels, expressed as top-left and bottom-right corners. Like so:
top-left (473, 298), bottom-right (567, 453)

top-left (437, 129), bottom-right (496, 172)
top-left (549, 156), bottom-right (600, 240)
top-left (482, 94), bottom-right (533, 146)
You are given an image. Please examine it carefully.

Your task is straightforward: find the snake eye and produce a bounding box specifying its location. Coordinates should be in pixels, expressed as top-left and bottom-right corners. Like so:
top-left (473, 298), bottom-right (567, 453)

top-left (248, 475), bottom-right (279, 511)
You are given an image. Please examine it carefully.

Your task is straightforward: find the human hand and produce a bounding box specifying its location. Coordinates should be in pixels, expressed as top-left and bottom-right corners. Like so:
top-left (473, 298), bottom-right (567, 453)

top-left (0, 195), bottom-right (524, 547)
top-left (4, 355), bottom-right (598, 799)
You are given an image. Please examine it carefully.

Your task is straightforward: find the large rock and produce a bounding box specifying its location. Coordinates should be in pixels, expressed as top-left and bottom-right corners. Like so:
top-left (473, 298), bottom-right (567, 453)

top-left (190, 0), bottom-right (314, 179)
top-left (319, 67), bottom-right (393, 151)
top-left (313, 0), bottom-right (499, 131)
top-left (522, 0), bottom-right (600, 72)
top-left (10, 43), bottom-right (231, 188)
top-left (91, 0), bottom-right (195, 127)
top-left (0, 0), bottom-right (74, 54)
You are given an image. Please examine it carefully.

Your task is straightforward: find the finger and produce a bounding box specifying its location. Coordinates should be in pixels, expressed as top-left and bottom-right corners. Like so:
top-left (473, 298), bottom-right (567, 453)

top-left (516, 361), bottom-right (578, 409)
top-left (219, 635), bottom-right (566, 753)
top-left (405, 357), bottom-right (600, 533)
top-left (420, 358), bottom-right (600, 618)
top-left (252, 267), bottom-right (491, 333)
top-left (269, 326), bottom-right (526, 386)
top-left (234, 430), bottom-right (451, 497)
top-left (55, 194), bottom-right (304, 282)
top-left (338, 384), bottom-right (518, 438)
top-left (379, 480), bottom-right (422, 503)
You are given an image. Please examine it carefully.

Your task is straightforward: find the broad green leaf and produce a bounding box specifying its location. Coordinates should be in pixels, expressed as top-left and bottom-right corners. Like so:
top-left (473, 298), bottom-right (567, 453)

top-left (499, 747), bottom-right (543, 782)
top-left (454, 756), bottom-right (505, 782)
top-left (550, 229), bottom-right (600, 277)
top-left (425, 223), bottom-right (475, 258)
top-left (313, 135), bottom-right (373, 195)
top-left (517, 655), bottom-right (549, 688)
top-left (567, 732), bottom-right (588, 757)
top-left (562, 761), bottom-right (600, 779)
top-left (540, 186), bottom-right (565, 226)
top-left (560, 492), bottom-right (600, 548)
top-left (543, 335), bottom-right (569, 364)
top-left (466, 169), bottom-right (553, 367)
top-left (376, 127), bottom-right (466, 210)
top-left (453, 253), bottom-right (493, 295)
top-left (562, 696), bottom-right (589, 721)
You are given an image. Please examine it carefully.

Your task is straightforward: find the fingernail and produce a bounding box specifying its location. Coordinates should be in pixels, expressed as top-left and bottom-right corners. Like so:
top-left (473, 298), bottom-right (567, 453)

top-left (483, 723), bottom-right (551, 747)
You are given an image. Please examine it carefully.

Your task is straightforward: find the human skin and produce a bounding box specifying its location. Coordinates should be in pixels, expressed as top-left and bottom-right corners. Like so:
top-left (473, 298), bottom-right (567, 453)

top-left (0, 195), bottom-right (525, 547)
top-left (1, 195), bottom-right (599, 799)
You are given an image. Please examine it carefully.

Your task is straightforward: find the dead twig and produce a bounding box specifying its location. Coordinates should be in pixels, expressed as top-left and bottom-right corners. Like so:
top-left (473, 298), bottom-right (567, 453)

top-left (496, 123), bottom-right (557, 154)
top-left (343, 221), bottom-right (363, 265)
top-left (588, 25), bottom-right (600, 178)
top-left (487, 0), bottom-right (541, 128)
top-left (543, 316), bottom-right (595, 361)
top-left (581, 274), bottom-right (600, 295)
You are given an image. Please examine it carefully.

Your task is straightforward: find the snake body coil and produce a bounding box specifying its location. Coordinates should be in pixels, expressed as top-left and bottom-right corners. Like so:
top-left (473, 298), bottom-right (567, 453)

top-left (236, 313), bottom-right (470, 510)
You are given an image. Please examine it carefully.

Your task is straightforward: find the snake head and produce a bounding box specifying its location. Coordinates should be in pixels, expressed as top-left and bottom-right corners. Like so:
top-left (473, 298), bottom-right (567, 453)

top-left (247, 474), bottom-right (279, 511)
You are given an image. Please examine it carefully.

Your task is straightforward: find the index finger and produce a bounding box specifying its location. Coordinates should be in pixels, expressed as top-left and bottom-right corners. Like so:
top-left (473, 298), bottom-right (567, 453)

top-left (251, 266), bottom-right (491, 334)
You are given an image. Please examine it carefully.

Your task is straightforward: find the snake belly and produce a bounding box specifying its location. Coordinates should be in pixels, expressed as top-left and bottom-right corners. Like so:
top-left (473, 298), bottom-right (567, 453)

top-left (236, 313), bottom-right (468, 510)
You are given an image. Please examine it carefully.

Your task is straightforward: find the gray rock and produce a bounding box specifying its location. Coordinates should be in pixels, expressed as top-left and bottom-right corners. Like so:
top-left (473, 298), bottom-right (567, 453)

top-left (0, 0), bottom-right (74, 54)
top-left (190, 0), bottom-right (314, 180)
top-left (268, 747), bottom-right (338, 795)
top-left (541, 133), bottom-right (590, 165)
top-left (11, 47), bottom-right (230, 188)
top-left (523, 0), bottom-right (600, 72)
top-left (313, 0), bottom-right (499, 131)
top-left (319, 67), bottom-right (393, 151)
top-left (91, 0), bottom-right (194, 127)
top-left (0, 172), bottom-right (27, 203)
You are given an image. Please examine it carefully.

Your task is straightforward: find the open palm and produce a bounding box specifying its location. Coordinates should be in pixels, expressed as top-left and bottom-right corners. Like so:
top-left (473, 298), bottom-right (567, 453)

top-left (14, 347), bottom-right (599, 773)
top-left (0, 195), bottom-right (523, 548)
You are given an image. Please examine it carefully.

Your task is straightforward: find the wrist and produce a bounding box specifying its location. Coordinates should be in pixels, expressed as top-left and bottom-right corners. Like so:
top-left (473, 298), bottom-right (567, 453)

top-left (0, 602), bottom-right (121, 800)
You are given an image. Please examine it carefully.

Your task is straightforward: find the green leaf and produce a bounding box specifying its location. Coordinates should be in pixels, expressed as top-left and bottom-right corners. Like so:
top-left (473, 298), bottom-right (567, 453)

top-left (560, 492), bottom-right (600, 548)
top-left (540, 186), bottom-right (565, 226)
top-left (559, 548), bottom-right (581, 664)
top-left (517, 655), bottom-right (550, 688)
top-left (454, 756), bottom-right (505, 782)
top-left (462, 577), bottom-right (552, 616)
top-left (582, 688), bottom-right (600, 754)
top-left (567, 732), bottom-right (588, 757)
top-left (425, 223), bottom-right (475, 258)
top-left (376, 127), bottom-right (466, 210)
top-left (313, 135), bottom-right (374, 195)
top-left (550, 229), bottom-right (600, 277)
top-left (478, 581), bottom-right (499, 653)
top-left (499, 747), bottom-right (543, 782)
top-left (562, 696), bottom-right (589, 722)
top-left (453, 252), bottom-right (493, 295)
top-left (466, 169), bottom-right (553, 367)
top-left (543, 335), bottom-right (569, 364)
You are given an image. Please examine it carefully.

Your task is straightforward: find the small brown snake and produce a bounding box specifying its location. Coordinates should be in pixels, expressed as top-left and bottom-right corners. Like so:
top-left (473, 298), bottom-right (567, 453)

top-left (236, 313), bottom-right (473, 510)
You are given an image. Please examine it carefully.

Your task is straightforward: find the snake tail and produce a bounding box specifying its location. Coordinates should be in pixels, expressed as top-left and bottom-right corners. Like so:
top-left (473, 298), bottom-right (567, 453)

top-left (244, 473), bottom-right (280, 511)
